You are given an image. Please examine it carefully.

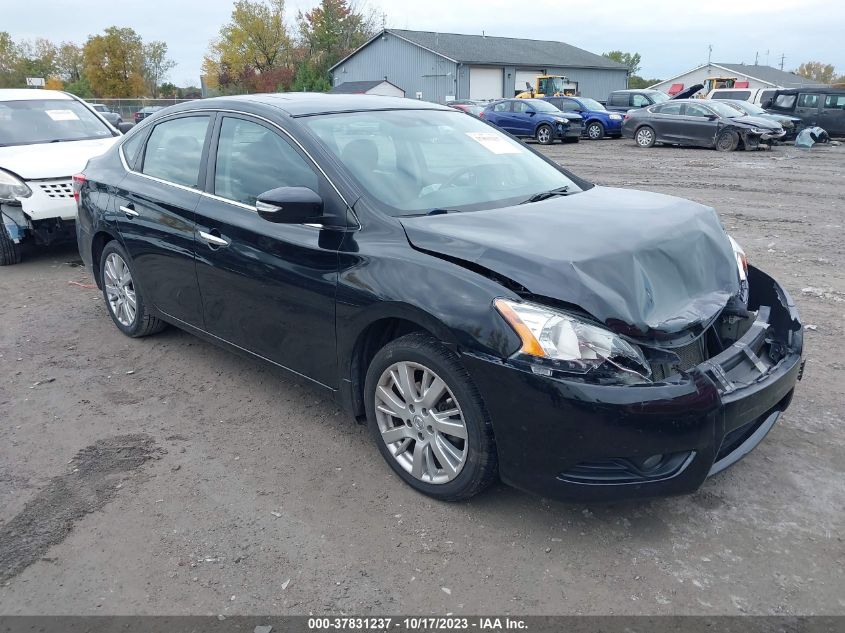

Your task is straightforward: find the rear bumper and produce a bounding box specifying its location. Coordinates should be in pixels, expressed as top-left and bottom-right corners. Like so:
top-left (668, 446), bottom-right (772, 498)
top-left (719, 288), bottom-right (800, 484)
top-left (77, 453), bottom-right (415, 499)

top-left (462, 266), bottom-right (803, 502)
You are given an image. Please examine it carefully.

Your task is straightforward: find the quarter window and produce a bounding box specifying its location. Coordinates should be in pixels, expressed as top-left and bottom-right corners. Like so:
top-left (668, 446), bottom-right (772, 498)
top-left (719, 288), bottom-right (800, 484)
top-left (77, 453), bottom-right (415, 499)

top-left (141, 116), bottom-right (210, 187)
top-left (797, 93), bottom-right (820, 108)
top-left (121, 131), bottom-right (144, 170)
top-left (214, 117), bottom-right (318, 206)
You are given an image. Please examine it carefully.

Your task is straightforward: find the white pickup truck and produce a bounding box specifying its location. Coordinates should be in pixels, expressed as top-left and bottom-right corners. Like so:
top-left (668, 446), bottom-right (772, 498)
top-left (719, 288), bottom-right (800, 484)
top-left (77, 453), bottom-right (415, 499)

top-left (0, 89), bottom-right (120, 265)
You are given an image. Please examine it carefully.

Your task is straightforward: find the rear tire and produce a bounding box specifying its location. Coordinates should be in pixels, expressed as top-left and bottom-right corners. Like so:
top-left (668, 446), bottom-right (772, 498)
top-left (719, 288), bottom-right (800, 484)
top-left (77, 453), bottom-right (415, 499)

top-left (716, 130), bottom-right (739, 152)
top-left (0, 224), bottom-right (22, 266)
top-left (364, 332), bottom-right (498, 501)
top-left (535, 124), bottom-right (554, 145)
top-left (635, 125), bottom-right (656, 148)
top-left (99, 241), bottom-right (166, 338)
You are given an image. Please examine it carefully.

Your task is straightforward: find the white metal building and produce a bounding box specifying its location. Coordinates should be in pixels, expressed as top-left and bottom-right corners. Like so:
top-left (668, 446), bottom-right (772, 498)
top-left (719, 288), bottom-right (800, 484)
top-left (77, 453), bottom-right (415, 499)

top-left (650, 62), bottom-right (822, 95)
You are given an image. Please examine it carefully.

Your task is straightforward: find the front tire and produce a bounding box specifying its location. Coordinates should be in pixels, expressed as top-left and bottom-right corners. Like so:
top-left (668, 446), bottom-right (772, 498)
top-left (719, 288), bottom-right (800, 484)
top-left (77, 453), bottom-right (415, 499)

top-left (535, 124), bottom-right (554, 145)
top-left (716, 130), bottom-right (739, 152)
top-left (364, 332), bottom-right (498, 501)
top-left (0, 224), bottom-right (22, 266)
top-left (99, 241), bottom-right (166, 338)
top-left (586, 121), bottom-right (605, 140)
top-left (635, 125), bottom-right (656, 148)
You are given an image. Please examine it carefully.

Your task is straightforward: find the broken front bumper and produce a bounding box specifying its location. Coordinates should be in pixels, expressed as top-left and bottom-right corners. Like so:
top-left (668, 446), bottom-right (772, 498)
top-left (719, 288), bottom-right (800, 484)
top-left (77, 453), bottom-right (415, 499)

top-left (462, 265), bottom-right (803, 502)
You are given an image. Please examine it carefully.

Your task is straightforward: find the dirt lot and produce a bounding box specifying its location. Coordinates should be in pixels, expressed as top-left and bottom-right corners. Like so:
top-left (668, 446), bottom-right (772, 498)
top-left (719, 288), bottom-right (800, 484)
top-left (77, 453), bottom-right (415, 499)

top-left (1, 139), bottom-right (843, 616)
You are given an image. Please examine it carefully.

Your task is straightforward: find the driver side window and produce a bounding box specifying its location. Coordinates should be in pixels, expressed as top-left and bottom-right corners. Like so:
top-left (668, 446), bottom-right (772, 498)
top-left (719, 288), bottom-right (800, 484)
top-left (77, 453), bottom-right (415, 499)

top-left (684, 104), bottom-right (711, 118)
top-left (214, 117), bottom-right (318, 206)
top-left (631, 94), bottom-right (650, 107)
top-left (512, 101), bottom-right (531, 114)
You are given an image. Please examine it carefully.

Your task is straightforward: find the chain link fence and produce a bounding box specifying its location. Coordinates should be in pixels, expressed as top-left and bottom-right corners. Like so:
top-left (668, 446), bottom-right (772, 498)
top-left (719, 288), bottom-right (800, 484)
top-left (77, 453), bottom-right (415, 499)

top-left (92, 98), bottom-right (198, 121)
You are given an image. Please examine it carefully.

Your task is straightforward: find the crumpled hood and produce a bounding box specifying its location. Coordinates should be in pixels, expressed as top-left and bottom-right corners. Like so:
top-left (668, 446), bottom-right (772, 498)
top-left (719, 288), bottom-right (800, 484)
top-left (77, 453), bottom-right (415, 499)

top-left (401, 186), bottom-right (740, 336)
top-left (0, 137), bottom-right (118, 180)
top-left (731, 114), bottom-right (782, 130)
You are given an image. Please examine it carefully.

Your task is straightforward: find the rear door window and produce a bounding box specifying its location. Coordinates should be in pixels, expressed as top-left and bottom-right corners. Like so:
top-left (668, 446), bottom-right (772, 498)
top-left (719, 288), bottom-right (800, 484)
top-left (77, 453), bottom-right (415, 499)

top-left (824, 94), bottom-right (845, 109)
top-left (493, 101), bottom-right (510, 112)
top-left (655, 103), bottom-right (682, 115)
top-left (608, 93), bottom-right (629, 107)
top-left (797, 93), bottom-right (820, 108)
top-left (141, 115), bottom-right (210, 187)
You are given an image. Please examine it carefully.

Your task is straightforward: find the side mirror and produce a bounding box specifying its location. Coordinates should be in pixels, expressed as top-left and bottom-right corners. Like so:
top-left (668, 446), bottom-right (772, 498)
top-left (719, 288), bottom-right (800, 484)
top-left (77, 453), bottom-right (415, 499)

top-left (526, 108), bottom-right (536, 115)
top-left (707, 114), bottom-right (719, 121)
top-left (256, 186), bottom-right (323, 224)
top-left (117, 122), bottom-right (135, 134)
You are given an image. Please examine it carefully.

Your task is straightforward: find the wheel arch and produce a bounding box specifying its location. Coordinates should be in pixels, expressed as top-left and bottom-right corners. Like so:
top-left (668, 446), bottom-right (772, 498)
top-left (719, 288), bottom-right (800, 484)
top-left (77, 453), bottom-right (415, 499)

top-left (345, 305), bottom-right (459, 420)
top-left (90, 229), bottom-right (121, 289)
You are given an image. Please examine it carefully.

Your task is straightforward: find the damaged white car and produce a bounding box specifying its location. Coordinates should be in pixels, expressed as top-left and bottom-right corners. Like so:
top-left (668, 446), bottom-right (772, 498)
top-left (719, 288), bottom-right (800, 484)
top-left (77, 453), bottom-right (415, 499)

top-left (0, 89), bottom-right (120, 265)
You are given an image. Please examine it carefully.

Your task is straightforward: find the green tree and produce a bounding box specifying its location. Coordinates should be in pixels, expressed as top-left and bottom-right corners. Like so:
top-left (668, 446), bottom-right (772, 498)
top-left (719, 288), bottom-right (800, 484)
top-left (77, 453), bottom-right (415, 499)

top-left (795, 61), bottom-right (837, 84)
top-left (628, 76), bottom-right (661, 89)
top-left (203, 0), bottom-right (294, 93)
top-left (296, 0), bottom-right (376, 80)
top-left (57, 42), bottom-right (84, 82)
top-left (65, 76), bottom-right (94, 98)
top-left (602, 50), bottom-right (642, 76)
top-left (142, 41), bottom-right (176, 97)
top-left (0, 32), bottom-right (21, 87)
top-left (83, 27), bottom-right (145, 97)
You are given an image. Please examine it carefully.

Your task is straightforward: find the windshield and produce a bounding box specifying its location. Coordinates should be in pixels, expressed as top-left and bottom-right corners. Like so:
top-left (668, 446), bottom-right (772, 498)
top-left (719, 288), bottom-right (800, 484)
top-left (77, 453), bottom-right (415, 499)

top-left (706, 101), bottom-right (744, 118)
top-left (527, 100), bottom-right (561, 113)
top-left (304, 109), bottom-right (583, 216)
top-left (650, 92), bottom-right (670, 103)
top-left (577, 98), bottom-right (606, 111)
top-left (0, 99), bottom-right (115, 147)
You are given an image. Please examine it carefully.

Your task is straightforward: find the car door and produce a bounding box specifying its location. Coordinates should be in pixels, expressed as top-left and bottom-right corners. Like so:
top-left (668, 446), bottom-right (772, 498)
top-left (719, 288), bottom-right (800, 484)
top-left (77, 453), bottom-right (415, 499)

top-left (509, 100), bottom-right (534, 136)
top-left (113, 113), bottom-right (212, 326)
top-left (680, 103), bottom-right (719, 146)
top-left (484, 100), bottom-right (511, 130)
top-left (649, 102), bottom-right (684, 142)
top-left (818, 94), bottom-right (845, 135)
top-left (192, 113), bottom-right (343, 387)
top-left (795, 93), bottom-right (821, 126)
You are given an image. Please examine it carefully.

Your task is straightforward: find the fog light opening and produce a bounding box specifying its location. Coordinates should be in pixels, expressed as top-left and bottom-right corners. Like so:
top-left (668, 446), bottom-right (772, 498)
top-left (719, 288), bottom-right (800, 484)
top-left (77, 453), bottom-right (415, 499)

top-left (639, 454), bottom-right (663, 471)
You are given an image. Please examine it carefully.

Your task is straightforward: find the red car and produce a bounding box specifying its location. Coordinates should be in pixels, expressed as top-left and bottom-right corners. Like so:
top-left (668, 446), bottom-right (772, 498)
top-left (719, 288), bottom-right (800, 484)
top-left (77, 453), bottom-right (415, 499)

top-left (447, 100), bottom-right (485, 117)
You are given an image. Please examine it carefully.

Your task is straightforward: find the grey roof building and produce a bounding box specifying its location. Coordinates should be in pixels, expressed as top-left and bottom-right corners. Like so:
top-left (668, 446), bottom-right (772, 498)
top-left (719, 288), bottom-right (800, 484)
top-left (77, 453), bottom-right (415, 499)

top-left (329, 29), bottom-right (629, 102)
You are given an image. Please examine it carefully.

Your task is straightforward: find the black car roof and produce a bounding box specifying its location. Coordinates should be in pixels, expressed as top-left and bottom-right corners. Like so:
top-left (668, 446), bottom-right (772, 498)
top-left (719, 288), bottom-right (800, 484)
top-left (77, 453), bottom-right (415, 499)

top-left (771, 87), bottom-right (844, 95)
top-left (164, 93), bottom-right (450, 117)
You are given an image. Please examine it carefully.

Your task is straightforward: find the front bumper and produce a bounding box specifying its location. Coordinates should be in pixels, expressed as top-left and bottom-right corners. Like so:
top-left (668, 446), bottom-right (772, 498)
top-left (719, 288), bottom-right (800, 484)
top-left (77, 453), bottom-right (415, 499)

top-left (760, 129), bottom-right (787, 141)
top-left (463, 266), bottom-right (803, 502)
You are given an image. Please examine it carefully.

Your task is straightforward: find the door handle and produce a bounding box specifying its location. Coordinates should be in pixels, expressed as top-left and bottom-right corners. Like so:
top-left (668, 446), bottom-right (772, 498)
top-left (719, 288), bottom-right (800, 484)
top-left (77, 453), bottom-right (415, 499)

top-left (198, 230), bottom-right (229, 249)
top-left (119, 204), bottom-right (139, 218)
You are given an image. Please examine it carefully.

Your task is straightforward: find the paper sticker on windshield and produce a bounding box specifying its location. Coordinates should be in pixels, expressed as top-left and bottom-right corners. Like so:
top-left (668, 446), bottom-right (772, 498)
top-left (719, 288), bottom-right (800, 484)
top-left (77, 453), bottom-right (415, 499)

top-left (45, 109), bottom-right (79, 121)
top-left (465, 132), bottom-right (522, 154)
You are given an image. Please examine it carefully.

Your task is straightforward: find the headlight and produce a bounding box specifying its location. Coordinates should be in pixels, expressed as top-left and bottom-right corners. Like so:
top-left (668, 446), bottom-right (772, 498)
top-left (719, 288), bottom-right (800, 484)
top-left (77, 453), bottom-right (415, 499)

top-left (555, 117), bottom-right (569, 123)
top-left (494, 298), bottom-right (651, 380)
top-left (0, 170), bottom-right (32, 203)
top-left (749, 127), bottom-right (771, 134)
top-left (727, 236), bottom-right (748, 281)
top-left (609, 114), bottom-right (623, 120)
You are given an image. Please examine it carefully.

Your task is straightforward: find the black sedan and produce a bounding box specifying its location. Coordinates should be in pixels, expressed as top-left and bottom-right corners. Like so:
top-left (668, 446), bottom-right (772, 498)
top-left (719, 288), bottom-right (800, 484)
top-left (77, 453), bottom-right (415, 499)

top-left (622, 99), bottom-right (785, 151)
top-left (75, 94), bottom-right (803, 502)
top-left (717, 99), bottom-right (803, 140)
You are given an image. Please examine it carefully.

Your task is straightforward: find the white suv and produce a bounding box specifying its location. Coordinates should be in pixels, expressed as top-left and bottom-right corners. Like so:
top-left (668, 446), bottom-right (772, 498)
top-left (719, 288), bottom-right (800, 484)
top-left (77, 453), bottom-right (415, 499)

top-left (0, 89), bottom-right (121, 265)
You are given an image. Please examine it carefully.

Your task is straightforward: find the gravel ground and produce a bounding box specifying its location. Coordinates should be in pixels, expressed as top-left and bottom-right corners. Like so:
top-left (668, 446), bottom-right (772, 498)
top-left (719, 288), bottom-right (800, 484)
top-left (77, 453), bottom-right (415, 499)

top-left (0, 138), bottom-right (843, 616)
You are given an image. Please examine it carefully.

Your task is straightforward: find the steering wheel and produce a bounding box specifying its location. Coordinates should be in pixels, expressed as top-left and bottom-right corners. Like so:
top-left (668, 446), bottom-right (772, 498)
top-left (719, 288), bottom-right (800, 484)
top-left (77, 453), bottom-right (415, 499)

top-left (440, 165), bottom-right (483, 189)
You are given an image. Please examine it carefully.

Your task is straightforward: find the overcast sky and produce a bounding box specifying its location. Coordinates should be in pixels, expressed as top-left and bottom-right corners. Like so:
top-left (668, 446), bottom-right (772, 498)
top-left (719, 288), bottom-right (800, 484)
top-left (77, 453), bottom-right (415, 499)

top-left (4, 0), bottom-right (844, 85)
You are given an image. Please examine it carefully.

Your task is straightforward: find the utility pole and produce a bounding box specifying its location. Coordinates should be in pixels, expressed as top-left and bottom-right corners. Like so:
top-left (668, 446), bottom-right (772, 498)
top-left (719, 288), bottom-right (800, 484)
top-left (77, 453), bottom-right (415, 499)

top-left (779, 54), bottom-right (786, 70)
top-left (754, 51), bottom-right (759, 65)
top-left (707, 44), bottom-right (712, 66)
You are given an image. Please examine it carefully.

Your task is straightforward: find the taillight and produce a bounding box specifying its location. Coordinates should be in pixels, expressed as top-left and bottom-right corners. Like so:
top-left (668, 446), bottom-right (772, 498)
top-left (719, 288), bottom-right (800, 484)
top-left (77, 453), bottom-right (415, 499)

top-left (72, 173), bottom-right (86, 204)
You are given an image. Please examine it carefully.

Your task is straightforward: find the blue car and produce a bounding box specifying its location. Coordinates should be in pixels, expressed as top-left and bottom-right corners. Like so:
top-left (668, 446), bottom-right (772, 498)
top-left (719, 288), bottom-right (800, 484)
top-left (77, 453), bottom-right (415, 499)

top-left (544, 96), bottom-right (624, 140)
top-left (481, 98), bottom-right (583, 145)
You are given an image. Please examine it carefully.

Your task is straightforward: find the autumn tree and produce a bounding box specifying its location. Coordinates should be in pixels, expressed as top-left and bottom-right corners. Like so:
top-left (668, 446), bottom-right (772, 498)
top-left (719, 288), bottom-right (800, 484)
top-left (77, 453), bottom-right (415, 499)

top-left (795, 61), bottom-right (837, 84)
top-left (83, 27), bottom-right (145, 97)
top-left (142, 41), bottom-right (176, 97)
top-left (203, 0), bottom-right (295, 94)
top-left (57, 42), bottom-right (84, 82)
top-left (295, 0), bottom-right (377, 90)
top-left (0, 32), bottom-right (21, 87)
